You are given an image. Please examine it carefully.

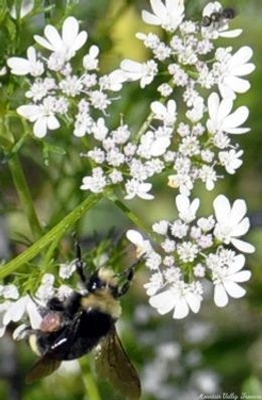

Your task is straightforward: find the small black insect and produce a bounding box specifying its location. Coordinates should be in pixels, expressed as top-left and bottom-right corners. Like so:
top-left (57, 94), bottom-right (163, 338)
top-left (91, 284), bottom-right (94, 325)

top-left (221, 7), bottom-right (236, 20)
top-left (25, 242), bottom-right (141, 400)
top-left (202, 7), bottom-right (236, 27)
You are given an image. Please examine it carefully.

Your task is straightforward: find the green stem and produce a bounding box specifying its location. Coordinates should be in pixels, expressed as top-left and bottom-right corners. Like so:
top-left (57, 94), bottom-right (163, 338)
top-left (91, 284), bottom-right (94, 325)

top-left (0, 193), bottom-right (103, 279)
top-left (78, 357), bottom-right (102, 400)
top-left (135, 94), bottom-right (171, 142)
top-left (82, 371), bottom-right (102, 400)
top-left (135, 111), bottom-right (154, 142)
top-left (8, 153), bottom-right (43, 240)
top-left (108, 191), bottom-right (156, 240)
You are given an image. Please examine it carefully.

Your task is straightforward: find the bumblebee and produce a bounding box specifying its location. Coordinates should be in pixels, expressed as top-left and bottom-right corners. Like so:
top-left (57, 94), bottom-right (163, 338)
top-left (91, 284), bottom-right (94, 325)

top-left (202, 7), bottom-right (236, 27)
top-left (25, 243), bottom-right (141, 400)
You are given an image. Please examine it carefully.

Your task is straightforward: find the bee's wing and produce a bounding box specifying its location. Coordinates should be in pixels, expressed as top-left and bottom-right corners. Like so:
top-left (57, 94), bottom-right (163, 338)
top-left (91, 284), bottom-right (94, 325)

top-left (93, 326), bottom-right (141, 400)
top-left (26, 357), bottom-right (61, 383)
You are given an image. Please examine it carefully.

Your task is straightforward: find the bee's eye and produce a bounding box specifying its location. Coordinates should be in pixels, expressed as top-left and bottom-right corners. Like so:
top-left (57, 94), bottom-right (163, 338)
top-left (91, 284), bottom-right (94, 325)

top-left (88, 276), bottom-right (104, 292)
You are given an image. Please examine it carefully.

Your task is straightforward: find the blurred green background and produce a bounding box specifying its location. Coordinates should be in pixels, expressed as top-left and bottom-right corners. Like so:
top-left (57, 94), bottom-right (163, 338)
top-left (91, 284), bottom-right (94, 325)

top-left (1, 0), bottom-right (262, 399)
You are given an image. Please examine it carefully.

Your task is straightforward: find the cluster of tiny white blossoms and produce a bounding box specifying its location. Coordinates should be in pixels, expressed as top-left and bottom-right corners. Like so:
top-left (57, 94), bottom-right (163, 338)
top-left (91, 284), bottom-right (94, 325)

top-left (127, 193), bottom-right (255, 319)
top-left (118, 0), bottom-right (255, 196)
top-left (0, 252), bottom-right (111, 339)
top-left (0, 262), bottom-right (77, 338)
top-left (7, 1), bottom-right (255, 200)
top-left (7, 17), bottom-right (128, 139)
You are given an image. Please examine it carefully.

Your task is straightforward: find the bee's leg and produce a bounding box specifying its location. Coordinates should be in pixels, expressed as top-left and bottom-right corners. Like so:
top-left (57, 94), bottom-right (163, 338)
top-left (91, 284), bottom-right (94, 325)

top-left (117, 260), bottom-right (140, 297)
top-left (74, 239), bottom-right (86, 284)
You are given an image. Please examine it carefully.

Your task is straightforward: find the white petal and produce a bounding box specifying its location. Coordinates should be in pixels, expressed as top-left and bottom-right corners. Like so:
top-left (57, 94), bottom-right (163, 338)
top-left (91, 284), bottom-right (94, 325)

top-left (13, 323), bottom-right (28, 340)
top-left (224, 76), bottom-right (251, 94)
top-left (20, 0), bottom-right (34, 18)
top-left (219, 82), bottom-right (236, 100)
top-left (34, 117), bottom-right (47, 137)
top-left (218, 98), bottom-right (233, 121)
top-left (141, 10), bottom-right (161, 26)
top-left (223, 106), bottom-right (249, 131)
top-left (70, 31), bottom-right (88, 53)
top-left (34, 34), bottom-right (55, 51)
top-left (232, 63), bottom-right (256, 77)
top-left (17, 105), bottom-right (41, 121)
top-left (207, 92), bottom-right (219, 121)
top-left (126, 230), bottom-right (144, 246)
top-left (220, 29), bottom-right (242, 38)
top-left (44, 25), bottom-right (63, 49)
top-left (172, 297), bottom-right (189, 319)
top-left (7, 57), bottom-right (30, 75)
top-left (227, 127), bottom-right (250, 135)
top-left (191, 198), bottom-right (200, 215)
top-left (213, 195), bottom-right (230, 222)
top-left (150, 0), bottom-right (167, 17)
top-left (176, 194), bottom-right (189, 214)
top-left (47, 115), bottom-right (60, 130)
top-left (167, 99), bottom-right (177, 114)
top-left (229, 46), bottom-right (253, 69)
top-left (230, 199), bottom-right (247, 224)
top-left (230, 270), bottom-right (251, 283)
top-left (224, 281), bottom-right (246, 298)
top-left (151, 101), bottom-right (165, 115)
top-left (231, 238), bottom-right (255, 254)
top-left (214, 284), bottom-right (228, 307)
top-left (27, 299), bottom-right (42, 329)
top-left (231, 218), bottom-right (250, 237)
top-left (139, 193), bottom-right (154, 200)
top-left (166, 0), bottom-right (184, 14)
top-left (121, 59), bottom-right (142, 73)
top-left (62, 17), bottom-right (79, 45)
top-left (150, 137), bottom-right (170, 156)
top-left (137, 183), bottom-right (154, 200)
top-left (186, 292), bottom-right (201, 313)
top-left (149, 290), bottom-right (177, 314)
top-left (3, 297), bottom-right (27, 325)
top-left (228, 254), bottom-right (245, 273)
top-left (27, 46), bottom-right (37, 61)
top-left (89, 45), bottom-right (99, 58)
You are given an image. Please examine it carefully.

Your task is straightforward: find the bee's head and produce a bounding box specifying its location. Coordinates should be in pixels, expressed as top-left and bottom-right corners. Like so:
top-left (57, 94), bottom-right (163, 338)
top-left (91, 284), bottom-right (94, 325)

top-left (86, 268), bottom-right (120, 298)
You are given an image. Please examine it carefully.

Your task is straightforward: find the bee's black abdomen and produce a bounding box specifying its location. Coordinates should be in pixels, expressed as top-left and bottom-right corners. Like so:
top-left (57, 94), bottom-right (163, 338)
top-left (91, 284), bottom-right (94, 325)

top-left (34, 308), bottom-right (114, 361)
top-left (64, 309), bottom-right (114, 360)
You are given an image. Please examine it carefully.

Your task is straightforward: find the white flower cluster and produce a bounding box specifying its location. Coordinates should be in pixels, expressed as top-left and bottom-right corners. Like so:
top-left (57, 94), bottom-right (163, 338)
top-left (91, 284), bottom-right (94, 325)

top-left (0, 266), bottom-right (75, 339)
top-left (127, 193), bottom-right (254, 319)
top-left (118, 0), bottom-right (255, 196)
top-left (7, 17), bottom-right (125, 138)
top-left (7, 1), bottom-right (255, 200)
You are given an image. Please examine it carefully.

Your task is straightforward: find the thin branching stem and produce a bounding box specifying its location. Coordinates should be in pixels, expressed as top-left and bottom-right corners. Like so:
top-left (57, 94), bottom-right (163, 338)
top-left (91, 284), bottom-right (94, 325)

top-left (0, 193), bottom-right (103, 279)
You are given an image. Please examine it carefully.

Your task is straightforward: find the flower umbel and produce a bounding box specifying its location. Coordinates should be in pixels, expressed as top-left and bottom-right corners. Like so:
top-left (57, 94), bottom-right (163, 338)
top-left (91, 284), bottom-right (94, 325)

top-left (127, 193), bottom-right (254, 319)
top-left (7, 1), bottom-right (255, 201)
